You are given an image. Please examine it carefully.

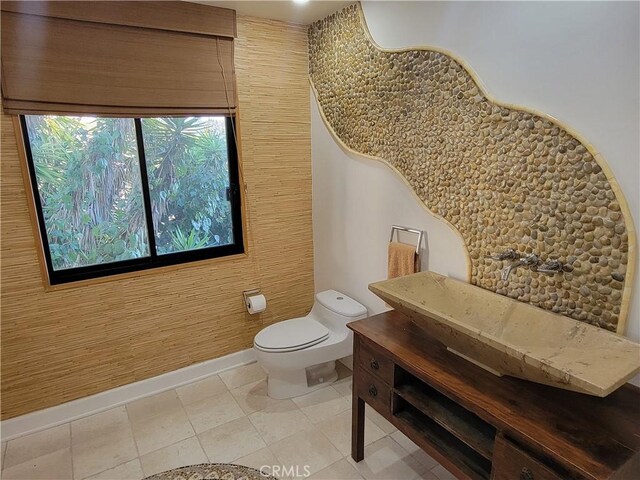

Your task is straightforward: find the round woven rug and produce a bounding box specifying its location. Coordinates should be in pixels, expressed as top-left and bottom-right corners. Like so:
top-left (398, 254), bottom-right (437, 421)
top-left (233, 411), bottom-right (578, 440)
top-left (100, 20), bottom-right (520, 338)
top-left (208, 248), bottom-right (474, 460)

top-left (143, 463), bottom-right (278, 480)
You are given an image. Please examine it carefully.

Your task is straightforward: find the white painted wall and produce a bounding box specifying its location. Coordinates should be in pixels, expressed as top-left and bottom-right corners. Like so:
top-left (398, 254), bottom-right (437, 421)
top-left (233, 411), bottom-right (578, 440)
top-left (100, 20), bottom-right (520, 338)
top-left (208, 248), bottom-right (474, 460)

top-left (312, 99), bottom-right (468, 313)
top-left (312, 1), bottom-right (640, 350)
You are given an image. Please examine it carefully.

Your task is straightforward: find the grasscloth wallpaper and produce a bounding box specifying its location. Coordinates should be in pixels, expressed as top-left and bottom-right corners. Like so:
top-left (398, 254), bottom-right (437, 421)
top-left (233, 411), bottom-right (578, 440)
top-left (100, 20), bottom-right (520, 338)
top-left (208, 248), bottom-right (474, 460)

top-left (0, 16), bottom-right (313, 420)
top-left (309, 4), bottom-right (635, 332)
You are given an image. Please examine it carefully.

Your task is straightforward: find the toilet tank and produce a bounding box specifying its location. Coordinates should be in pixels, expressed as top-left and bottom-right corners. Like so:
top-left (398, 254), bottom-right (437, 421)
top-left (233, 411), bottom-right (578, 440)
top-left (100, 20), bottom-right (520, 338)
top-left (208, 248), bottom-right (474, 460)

top-left (312, 290), bottom-right (368, 332)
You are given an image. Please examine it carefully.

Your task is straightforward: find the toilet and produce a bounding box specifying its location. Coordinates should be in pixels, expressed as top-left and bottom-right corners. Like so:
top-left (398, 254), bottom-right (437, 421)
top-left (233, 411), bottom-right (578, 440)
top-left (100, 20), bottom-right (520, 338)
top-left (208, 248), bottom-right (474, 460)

top-left (254, 290), bottom-right (368, 399)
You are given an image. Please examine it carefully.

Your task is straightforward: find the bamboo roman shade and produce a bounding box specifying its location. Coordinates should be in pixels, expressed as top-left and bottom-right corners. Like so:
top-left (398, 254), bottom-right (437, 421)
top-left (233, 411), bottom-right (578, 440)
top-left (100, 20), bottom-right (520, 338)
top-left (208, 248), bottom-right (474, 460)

top-left (0, 1), bottom-right (237, 116)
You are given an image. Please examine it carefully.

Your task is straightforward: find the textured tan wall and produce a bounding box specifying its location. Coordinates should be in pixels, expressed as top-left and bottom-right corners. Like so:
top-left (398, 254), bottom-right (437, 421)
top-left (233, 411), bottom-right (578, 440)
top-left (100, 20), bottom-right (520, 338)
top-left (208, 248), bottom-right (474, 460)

top-left (0, 16), bottom-right (313, 420)
top-left (309, 4), bottom-right (635, 332)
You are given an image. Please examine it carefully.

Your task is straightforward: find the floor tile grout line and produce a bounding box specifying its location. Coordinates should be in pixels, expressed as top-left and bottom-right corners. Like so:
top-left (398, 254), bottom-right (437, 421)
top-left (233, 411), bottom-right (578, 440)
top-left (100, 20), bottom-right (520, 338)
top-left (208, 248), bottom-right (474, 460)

top-left (67, 423), bottom-right (76, 480)
top-left (1, 424), bottom-right (73, 474)
top-left (255, 443), bottom-right (277, 471)
top-left (317, 427), bottom-right (348, 462)
top-left (228, 383), bottom-right (266, 417)
top-left (79, 380), bottom-right (216, 478)
top-left (186, 389), bottom-right (222, 466)
top-left (246, 409), bottom-right (274, 448)
top-left (124, 403), bottom-right (143, 461)
top-left (129, 390), bottom-right (192, 422)
top-left (182, 386), bottom-right (264, 464)
top-left (237, 376), bottom-right (355, 453)
top-left (246, 401), bottom-right (318, 449)
top-left (196, 433), bottom-right (213, 464)
top-left (176, 394), bottom-right (256, 463)
top-left (268, 426), bottom-right (351, 478)
top-left (129, 389), bottom-right (199, 460)
top-left (218, 363), bottom-right (266, 392)
top-left (345, 435), bottom-right (421, 480)
top-left (177, 381), bottom-right (250, 440)
top-left (0, 444), bottom-right (69, 478)
top-left (317, 456), bottom-right (364, 480)
top-left (174, 388), bottom-right (201, 449)
top-left (192, 385), bottom-right (269, 464)
top-left (81, 457), bottom-right (138, 480)
top-left (192, 410), bottom-right (247, 441)
top-left (387, 435), bottom-right (431, 478)
top-left (224, 427), bottom-right (269, 466)
top-left (140, 435), bottom-right (205, 477)
top-left (145, 436), bottom-right (208, 478)
top-left (297, 401), bottom-right (352, 426)
top-left (75, 406), bottom-right (139, 480)
top-left (175, 374), bottom-right (228, 410)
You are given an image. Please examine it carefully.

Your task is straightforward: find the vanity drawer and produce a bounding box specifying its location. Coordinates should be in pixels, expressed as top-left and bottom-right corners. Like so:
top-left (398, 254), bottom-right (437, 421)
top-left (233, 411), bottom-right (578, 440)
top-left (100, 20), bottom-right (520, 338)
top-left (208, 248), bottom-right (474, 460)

top-left (355, 370), bottom-right (392, 415)
top-left (356, 339), bottom-right (394, 384)
top-left (491, 435), bottom-right (564, 480)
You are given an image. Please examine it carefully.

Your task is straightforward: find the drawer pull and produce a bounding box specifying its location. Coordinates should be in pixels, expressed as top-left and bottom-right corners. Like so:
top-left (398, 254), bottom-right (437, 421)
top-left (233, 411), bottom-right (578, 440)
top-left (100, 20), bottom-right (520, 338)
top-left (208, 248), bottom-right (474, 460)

top-left (368, 385), bottom-right (378, 397)
top-left (370, 360), bottom-right (379, 370)
top-left (520, 467), bottom-right (534, 480)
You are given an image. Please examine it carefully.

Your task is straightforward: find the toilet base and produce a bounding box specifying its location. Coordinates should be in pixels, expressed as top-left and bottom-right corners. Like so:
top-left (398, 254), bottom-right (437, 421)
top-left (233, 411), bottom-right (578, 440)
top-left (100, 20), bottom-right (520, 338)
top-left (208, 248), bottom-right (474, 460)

top-left (266, 362), bottom-right (339, 399)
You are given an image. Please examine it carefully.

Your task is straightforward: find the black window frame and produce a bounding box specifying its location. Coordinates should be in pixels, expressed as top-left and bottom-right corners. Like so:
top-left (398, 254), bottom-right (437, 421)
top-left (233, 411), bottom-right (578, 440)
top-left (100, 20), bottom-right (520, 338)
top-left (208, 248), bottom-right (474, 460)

top-left (20, 115), bottom-right (244, 285)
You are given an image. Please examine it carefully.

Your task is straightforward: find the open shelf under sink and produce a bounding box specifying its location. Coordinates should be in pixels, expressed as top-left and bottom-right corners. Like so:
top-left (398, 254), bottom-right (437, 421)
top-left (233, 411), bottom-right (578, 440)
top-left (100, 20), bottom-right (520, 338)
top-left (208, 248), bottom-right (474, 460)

top-left (394, 377), bottom-right (496, 460)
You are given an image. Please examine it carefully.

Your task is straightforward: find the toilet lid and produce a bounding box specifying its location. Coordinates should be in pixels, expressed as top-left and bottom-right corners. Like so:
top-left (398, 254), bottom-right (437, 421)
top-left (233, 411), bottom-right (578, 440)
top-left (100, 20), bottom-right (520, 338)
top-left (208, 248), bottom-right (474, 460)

top-left (254, 318), bottom-right (330, 352)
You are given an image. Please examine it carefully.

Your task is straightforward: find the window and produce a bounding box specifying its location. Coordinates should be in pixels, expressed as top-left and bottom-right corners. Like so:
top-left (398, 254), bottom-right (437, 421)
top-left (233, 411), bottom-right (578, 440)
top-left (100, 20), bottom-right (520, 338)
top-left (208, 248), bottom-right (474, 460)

top-left (21, 115), bottom-right (243, 284)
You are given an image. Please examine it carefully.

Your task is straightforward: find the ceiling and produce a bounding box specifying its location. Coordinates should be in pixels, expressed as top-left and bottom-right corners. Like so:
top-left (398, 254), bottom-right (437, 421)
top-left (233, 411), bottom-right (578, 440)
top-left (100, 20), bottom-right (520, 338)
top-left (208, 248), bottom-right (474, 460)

top-left (188, 1), bottom-right (354, 25)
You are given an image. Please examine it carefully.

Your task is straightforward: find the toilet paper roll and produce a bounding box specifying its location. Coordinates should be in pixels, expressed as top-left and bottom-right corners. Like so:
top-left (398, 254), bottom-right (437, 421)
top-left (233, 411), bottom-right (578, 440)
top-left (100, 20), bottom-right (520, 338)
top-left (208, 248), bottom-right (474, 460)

top-left (246, 294), bottom-right (267, 314)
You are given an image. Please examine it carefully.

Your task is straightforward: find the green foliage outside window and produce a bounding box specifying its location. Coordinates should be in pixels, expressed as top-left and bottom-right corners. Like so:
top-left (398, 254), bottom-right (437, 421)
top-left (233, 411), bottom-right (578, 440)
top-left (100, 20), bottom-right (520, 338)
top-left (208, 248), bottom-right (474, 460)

top-left (25, 115), bottom-right (233, 271)
top-left (141, 117), bottom-right (232, 255)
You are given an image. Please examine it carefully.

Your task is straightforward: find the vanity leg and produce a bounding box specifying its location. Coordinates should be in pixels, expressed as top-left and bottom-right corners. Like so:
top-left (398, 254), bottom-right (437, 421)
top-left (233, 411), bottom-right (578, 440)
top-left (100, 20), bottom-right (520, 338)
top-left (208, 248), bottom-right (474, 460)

top-left (352, 395), bottom-right (365, 462)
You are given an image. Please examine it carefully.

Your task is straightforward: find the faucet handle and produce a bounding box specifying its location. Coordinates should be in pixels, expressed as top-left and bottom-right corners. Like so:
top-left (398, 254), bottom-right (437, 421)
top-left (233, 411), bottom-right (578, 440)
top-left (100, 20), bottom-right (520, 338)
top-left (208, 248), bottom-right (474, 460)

top-left (537, 259), bottom-right (563, 274)
top-left (485, 248), bottom-right (518, 261)
top-left (520, 253), bottom-right (540, 267)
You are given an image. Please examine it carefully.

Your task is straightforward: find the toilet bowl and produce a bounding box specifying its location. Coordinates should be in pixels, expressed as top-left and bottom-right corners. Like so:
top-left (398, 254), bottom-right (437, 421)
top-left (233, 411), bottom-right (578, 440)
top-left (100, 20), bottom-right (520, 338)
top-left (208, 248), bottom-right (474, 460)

top-left (254, 290), bottom-right (367, 399)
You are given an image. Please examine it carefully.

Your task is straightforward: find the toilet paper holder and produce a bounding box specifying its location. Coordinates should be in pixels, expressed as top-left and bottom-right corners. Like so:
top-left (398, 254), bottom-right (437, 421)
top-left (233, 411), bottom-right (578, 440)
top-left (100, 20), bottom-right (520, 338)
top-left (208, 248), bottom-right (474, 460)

top-left (243, 288), bottom-right (262, 304)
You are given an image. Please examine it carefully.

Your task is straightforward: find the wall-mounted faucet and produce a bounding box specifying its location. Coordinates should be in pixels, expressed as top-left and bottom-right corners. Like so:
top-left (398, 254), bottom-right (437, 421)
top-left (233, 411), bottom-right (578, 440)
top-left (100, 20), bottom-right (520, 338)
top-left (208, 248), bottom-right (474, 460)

top-left (501, 253), bottom-right (539, 282)
top-left (487, 249), bottom-right (565, 282)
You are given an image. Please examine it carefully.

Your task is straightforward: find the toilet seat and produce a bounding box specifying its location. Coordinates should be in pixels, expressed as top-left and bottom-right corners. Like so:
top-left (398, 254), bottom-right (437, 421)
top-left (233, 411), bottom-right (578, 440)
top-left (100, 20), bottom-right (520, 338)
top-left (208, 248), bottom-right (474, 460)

top-left (254, 318), bottom-right (330, 353)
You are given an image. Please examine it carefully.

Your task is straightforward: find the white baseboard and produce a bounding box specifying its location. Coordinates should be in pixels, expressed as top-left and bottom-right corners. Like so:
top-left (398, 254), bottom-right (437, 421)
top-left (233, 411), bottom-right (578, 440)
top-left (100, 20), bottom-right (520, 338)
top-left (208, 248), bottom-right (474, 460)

top-left (1, 348), bottom-right (256, 442)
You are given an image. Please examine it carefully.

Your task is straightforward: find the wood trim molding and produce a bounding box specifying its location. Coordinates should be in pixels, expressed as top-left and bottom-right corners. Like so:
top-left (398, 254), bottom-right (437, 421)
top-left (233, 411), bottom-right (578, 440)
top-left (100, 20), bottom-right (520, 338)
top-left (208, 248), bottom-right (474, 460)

top-left (3, 101), bottom-right (237, 117)
top-left (12, 115), bottom-right (51, 288)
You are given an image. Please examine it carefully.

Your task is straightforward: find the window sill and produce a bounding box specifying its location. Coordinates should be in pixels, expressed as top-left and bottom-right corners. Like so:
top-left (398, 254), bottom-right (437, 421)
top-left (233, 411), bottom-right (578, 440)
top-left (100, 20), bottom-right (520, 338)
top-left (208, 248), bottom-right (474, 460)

top-left (41, 251), bottom-right (250, 292)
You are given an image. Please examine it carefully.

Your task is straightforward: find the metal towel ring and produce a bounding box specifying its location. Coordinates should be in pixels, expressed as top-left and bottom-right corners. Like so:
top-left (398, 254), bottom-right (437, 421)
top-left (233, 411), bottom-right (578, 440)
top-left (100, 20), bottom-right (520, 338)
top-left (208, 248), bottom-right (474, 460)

top-left (389, 225), bottom-right (423, 255)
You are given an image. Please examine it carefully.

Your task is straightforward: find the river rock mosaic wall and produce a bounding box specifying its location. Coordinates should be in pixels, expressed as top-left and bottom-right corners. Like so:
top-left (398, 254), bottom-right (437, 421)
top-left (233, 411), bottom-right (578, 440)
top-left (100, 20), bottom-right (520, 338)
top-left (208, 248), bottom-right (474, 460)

top-left (309, 4), bottom-right (635, 332)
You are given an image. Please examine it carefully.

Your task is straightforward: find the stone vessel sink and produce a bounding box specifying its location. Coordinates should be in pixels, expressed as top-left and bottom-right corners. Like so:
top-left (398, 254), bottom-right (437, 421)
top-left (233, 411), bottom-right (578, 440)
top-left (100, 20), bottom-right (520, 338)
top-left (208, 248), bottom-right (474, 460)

top-left (369, 272), bottom-right (640, 397)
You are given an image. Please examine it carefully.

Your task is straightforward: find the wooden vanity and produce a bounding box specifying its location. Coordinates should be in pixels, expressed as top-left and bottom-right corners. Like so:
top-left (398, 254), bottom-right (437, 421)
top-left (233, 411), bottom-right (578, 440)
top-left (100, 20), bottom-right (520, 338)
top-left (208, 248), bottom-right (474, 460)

top-left (349, 311), bottom-right (640, 480)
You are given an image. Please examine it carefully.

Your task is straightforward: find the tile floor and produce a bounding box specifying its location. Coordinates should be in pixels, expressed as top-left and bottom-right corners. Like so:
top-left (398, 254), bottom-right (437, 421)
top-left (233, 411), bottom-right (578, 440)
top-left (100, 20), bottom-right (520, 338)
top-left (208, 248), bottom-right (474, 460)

top-left (1, 362), bottom-right (452, 480)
